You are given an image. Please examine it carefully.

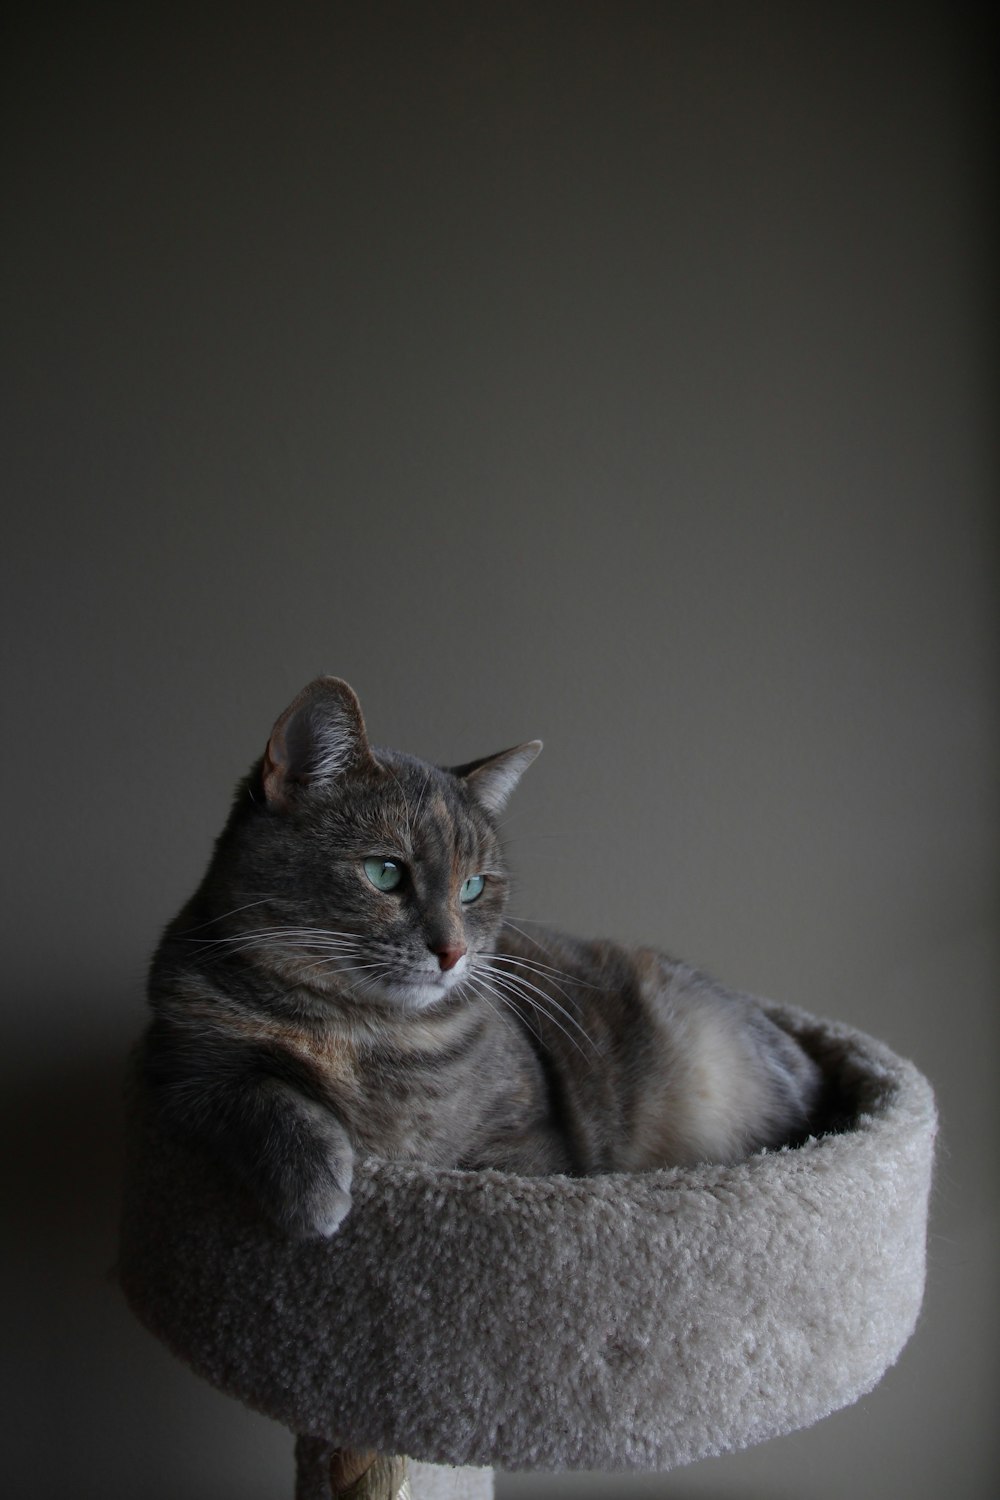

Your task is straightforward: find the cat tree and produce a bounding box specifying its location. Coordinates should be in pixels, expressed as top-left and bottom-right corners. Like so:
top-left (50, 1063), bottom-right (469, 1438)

top-left (119, 999), bottom-right (936, 1499)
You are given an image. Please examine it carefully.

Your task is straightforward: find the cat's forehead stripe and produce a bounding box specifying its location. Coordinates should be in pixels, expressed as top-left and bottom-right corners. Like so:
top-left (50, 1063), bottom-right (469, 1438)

top-left (416, 796), bottom-right (462, 867)
top-left (372, 751), bottom-right (488, 857)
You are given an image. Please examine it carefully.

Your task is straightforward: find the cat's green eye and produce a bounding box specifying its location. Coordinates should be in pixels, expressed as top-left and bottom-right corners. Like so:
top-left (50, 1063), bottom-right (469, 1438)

top-left (364, 856), bottom-right (404, 893)
top-left (460, 874), bottom-right (485, 904)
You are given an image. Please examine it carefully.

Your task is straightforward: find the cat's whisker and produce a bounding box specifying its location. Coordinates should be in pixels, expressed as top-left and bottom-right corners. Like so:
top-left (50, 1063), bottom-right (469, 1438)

top-left (484, 952), bottom-right (583, 1015)
top-left (184, 935), bottom-right (296, 960)
top-left (181, 927), bottom-right (302, 948)
top-left (175, 898), bottom-right (275, 934)
top-left (254, 926), bottom-right (366, 943)
top-left (473, 962), bottom-right (595, 1058)
top-left (187, 925), bottom-right (367, 949)
top-left (501, 918), bottom-right (567, 951)
top-left (349, 964), bottom-right (398, 1001)
top-left (298, 957), bottom-right (386, 978)
top-left (290, 952), bottom-right (373, 978)
top-left (468, 976), bottom-right (541, 1045)
top-left (186, 929), bottom-right (372, 970)
top-left (191, 942), bottom-right (357, 965)
top-left (477, 971), bottom-right (589, 1060)
top-left (488, 947), bottom-right (599, 994)
top-left (478, 957), bottom-right (598, 1043)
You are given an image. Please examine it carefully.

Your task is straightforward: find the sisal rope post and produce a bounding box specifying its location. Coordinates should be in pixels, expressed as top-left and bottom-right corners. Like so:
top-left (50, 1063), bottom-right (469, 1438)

top-left (295, 1436), bottom-right (410, 1499)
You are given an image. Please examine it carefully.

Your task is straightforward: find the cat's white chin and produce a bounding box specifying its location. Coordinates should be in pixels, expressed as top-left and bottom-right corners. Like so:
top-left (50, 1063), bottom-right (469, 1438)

top-left (370, 976), bottom-right (453, 1012)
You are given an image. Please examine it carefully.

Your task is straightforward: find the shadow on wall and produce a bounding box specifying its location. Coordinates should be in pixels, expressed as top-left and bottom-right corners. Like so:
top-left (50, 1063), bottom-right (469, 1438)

top-left (4, 1041), bottom-right (139, 1454)
top-left (2, 1029), bottom-right (291, 1498)
top-left (6, 1043), bottom-right (128, 1244)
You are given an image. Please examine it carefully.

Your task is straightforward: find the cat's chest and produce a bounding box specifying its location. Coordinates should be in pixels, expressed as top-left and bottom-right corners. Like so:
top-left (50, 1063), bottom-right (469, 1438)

top-left (296, 1013), bottom-right (508, 1160)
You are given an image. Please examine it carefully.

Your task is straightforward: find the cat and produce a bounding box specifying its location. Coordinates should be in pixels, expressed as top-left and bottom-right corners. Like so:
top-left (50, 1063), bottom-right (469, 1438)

top-left (143, 676), bottom-right (822, 1237)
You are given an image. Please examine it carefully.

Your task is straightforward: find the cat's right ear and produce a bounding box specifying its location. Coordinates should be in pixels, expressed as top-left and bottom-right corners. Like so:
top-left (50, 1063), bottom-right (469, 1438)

top-left (261, 677), bottom-right (375, 808)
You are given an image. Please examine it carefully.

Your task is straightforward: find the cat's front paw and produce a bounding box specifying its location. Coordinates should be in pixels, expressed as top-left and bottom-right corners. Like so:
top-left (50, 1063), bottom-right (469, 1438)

top-left (300, 1144), bottom-right (354, 1237)
top-left (261, 1087), bottom-right (357, 1239)
top-left (289, 1110), bottom-right (355, 1236)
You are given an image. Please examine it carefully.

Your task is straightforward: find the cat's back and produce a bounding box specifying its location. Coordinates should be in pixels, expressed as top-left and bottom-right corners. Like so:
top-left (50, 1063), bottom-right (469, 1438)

top-left (491, 923), bottom-right (822, 1173)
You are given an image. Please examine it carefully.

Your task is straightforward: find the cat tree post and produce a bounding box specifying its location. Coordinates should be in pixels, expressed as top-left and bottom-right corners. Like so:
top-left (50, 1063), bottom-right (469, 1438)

top-left (294, 1439), bottom-right (408, 1500)
top-left (119, 1001), bottom-right (935, 1499)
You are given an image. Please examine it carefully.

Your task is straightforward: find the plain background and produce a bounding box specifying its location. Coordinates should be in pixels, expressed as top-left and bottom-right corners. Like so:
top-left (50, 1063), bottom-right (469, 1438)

top-left (2, 3), bottom-right (996, 1497)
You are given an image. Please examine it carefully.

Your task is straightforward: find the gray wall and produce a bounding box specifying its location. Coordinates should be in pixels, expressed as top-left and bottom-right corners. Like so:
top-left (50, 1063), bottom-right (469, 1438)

top-left (3, 4), bottom-right (996, 1496)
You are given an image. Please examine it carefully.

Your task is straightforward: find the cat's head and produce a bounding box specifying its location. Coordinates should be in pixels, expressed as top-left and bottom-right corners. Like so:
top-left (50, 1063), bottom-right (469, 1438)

top-left (202, 677), bottom-right (540, 1014)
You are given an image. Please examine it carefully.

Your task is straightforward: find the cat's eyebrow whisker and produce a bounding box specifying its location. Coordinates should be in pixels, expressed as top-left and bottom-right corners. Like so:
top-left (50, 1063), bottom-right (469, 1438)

top-left (411, 768), bottom-right (432, 829)
top-left (501, 917), bottom-right (559, 947)
top-left (500, 918), bottom-right (594, 970)
top-left (383, 763), bottom-right (415, 853)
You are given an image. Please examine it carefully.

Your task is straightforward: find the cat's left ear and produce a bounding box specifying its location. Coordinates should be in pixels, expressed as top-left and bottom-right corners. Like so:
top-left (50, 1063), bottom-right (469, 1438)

top-left (451, 740), bottom-right (543, 817)
top-left (262, 676), bottom-right (376, 808)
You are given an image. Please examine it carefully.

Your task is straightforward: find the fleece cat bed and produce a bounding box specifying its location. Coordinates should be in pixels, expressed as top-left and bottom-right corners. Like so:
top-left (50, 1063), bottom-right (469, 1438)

top-left (119, 1000), bottom-right (935, 1498)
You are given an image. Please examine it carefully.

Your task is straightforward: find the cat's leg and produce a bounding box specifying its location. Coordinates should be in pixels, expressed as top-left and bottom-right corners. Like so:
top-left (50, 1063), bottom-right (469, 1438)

top-left (237, 1078), bottom-right (356, 1237)
top-left (143, 1028), bottom-right (355, 1236)
top-left (622, 950), bottom-right (822, 1167)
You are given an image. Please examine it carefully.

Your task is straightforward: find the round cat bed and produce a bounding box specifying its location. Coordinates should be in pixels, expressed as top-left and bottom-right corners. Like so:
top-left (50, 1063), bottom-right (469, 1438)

top-left (118, 1000), bottom-right (935, 1492)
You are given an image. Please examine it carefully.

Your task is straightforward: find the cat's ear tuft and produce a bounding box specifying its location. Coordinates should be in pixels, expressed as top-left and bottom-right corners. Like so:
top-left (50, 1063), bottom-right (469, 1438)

top-left (262, 677), bottom-right (375, 808)
top-left (452, 740), bottom-right (543, 817)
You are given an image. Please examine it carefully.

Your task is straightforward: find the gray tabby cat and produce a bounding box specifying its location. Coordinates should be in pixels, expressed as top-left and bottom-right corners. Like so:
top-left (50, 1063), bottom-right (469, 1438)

top-left (144, 676), bottom-right (821, 1236)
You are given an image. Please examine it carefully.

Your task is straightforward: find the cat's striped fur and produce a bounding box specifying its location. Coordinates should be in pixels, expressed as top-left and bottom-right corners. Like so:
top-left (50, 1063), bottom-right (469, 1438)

top-left (144, 677), bottom-right (821, 1236)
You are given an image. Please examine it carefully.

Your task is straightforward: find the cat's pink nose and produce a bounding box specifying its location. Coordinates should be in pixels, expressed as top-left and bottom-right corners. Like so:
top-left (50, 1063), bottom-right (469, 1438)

top-left (434, 943), bottom-right (467, 972)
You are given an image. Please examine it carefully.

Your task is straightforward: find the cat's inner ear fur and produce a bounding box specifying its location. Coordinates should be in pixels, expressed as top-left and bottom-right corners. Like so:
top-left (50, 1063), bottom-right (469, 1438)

top-left (262, 677), bottom-right (375, 807)
top-left (452, 740), bottom-right (543, 817)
